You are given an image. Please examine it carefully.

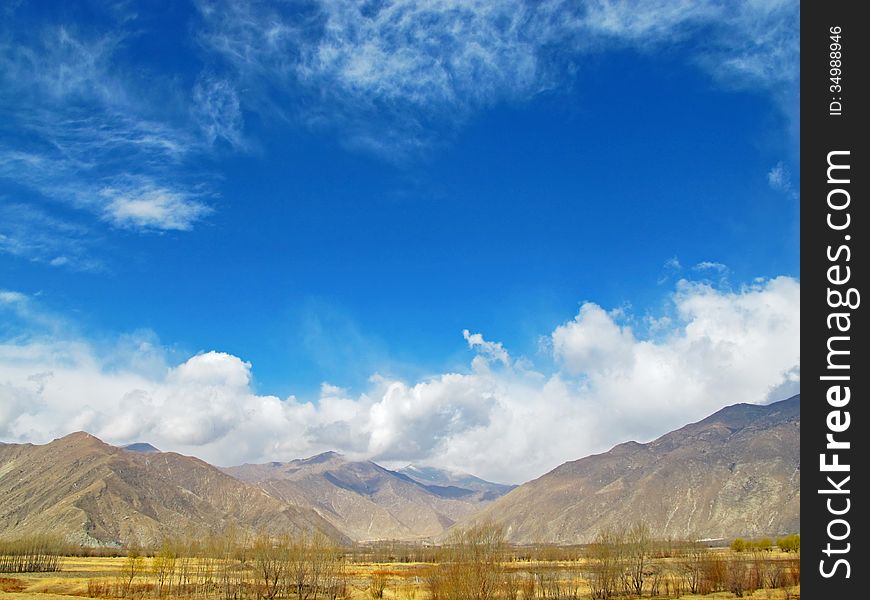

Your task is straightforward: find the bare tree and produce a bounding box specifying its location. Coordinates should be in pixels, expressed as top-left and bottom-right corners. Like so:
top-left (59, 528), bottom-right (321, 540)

top-left (676, 542), bottom-right (705, 595)
top-left (585, 526), bottom-right (625, 599)
top-left (625, 522), bottom-right (650, 596)
top-left (312, 533), bottom-right (346, 600)
top-left (252, 535), bottom-right (286, 600)
top-left (725, 555), bottom-right (749, 597)
top-left (121, 547), bottom-right (145, 598)
top-left (152, 540), bottom-right (178, 597)
top-left (426, 523), bottom-right (506, 600)
top-left (288, 533), bottom-right (311, 600)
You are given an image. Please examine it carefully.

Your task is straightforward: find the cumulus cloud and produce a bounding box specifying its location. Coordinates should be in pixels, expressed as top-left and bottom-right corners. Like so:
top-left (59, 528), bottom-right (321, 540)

top-left (195, 0), bottom-right (799, 154)
top-left (463, 329), bottom-right (510, 370)
top-left (552, 304), bottom-right (636, 375)
top-left (0, 276), bottom-right (799, 483)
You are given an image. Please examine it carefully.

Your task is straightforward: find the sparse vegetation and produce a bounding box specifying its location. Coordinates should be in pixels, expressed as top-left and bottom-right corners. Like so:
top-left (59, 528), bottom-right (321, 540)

top-left (776, 534), bottom-right (800, 553)
top-left (369, 572), bottom-right (388, 599)
top-left (1, 525), bottom-right (800, 600)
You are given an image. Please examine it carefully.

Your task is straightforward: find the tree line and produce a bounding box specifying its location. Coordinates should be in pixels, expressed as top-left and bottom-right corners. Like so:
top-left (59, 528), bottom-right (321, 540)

top-left (422, 523), bottom-right (799, 600)
top-left (0, 535), bottom-right (64, 573)
top-left (84, 530), bottom-right (346, 600)
top-left (2, 525), bottom-right (800, 599)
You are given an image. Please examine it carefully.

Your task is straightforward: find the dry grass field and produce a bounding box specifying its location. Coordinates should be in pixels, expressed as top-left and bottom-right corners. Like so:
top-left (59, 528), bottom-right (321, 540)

top-left (0, 553), bottom-right (799, 600)
top-left (0, 527), bottom-right (800, 600)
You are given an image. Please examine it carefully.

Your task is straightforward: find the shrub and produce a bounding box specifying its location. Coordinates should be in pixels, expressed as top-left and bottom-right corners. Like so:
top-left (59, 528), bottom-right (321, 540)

top-left (777, 534), bottom-right (800, 553)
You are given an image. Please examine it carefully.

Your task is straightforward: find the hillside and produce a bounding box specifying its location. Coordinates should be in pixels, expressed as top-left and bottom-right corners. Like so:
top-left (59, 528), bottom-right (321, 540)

top-left (0, 432), bottom-right (347, 546)
top-left (459, 395), bottom-right (800, 544)
top-left (224, 453), bottom-right (510, 542)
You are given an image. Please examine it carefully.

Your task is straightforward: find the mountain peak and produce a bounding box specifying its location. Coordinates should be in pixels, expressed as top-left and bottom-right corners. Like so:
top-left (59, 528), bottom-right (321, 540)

top-left (300, 451), bottom-right (344, 464)
top-left (122, 442), bottom-right (161, 453)
top-left (55, 431), bottom-right (108, 447)
top-left (398, 465), bottom-right (517, 495)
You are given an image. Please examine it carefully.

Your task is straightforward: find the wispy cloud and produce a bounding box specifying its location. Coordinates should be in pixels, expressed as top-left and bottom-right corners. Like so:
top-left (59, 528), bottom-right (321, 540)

top-left (0, 202), bottom-right (103, 271)
top-left (195, 0), bottom-right (799, 156)
top-left (694, 261), bottom-right (728, 273)
top-left (1, 2), bottom-right (799, 264)
top-left (767, 161), bottom-right (798, 199)
top-left (196, 0), bottom-right (546, 155)
top-left (0, 21), bottom-right (214, 243)
top-left (100, 179), bottom-right (212, 231)
top-left (192, 75), bottom-right (246, 149)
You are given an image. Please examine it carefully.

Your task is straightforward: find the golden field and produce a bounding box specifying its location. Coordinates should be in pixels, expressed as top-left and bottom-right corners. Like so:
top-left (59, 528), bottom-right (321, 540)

top-left (0, 553), bottom-right (799, 600)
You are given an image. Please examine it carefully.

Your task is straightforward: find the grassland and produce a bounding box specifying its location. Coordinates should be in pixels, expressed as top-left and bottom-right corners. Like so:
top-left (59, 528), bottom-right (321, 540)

top-left (0, 551), bottom-right (799, 600)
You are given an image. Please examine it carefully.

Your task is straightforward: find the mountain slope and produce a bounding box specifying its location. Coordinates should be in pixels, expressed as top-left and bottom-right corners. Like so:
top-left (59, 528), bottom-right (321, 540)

top-left (224, 453), bottom-right (509, 542)
top-left (459, 395), bottom-right (800, 544)
top-left (0, 433), bottom-right (347, 547)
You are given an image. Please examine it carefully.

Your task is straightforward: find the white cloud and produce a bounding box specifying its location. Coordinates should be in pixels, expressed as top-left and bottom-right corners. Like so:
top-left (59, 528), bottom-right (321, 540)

top-left (0, 23), bottom-right (214, 241)
top-left (195, 0), bottom-right (798, 154)
top-left (767, 161), bottom-right (798, 199)
top-left (1, 1), bottom-right (799, 257)
top-left (694, 261), bottom-right (728, 273)
top-left (0, 276), bottom-right (799, 483)
top-left (193, 76), bottom-right (246, 149)
top-left (101, 183), bottom-right (212, 231)
top-left (0, 291), bottom-right (28, 306)
top-left (552, 304), bottom-right (636, 375)
top-left (463, 329), bottom-right (510, 370)
top-left (691, 260), bottom-right (730, 286)
top-left (170, 351), bottom-right (252, 390)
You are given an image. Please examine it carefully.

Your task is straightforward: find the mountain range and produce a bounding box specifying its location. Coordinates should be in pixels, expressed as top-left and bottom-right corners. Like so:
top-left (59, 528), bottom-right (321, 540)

top-left (0, 395), bottom-right (798, 545)
top-left (223, 454), bottom-right (511, 542)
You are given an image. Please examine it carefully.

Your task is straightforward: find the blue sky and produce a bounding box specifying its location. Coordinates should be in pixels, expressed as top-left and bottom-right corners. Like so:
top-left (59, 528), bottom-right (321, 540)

top-left (0, 1), bottom-right (799, 481)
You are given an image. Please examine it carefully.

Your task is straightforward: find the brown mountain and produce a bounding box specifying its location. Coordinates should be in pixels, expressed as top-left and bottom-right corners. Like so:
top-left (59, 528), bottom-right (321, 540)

top-left (223, 453), bottom-right (509, 542)
top-left (0, 432), bottom-right (347, 547)
top-left (459, 395), bottom-right (800, 544)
